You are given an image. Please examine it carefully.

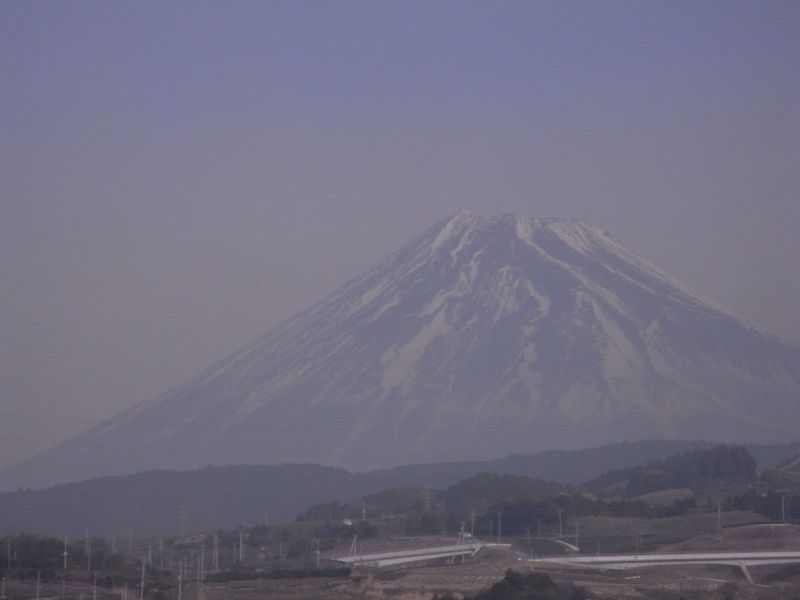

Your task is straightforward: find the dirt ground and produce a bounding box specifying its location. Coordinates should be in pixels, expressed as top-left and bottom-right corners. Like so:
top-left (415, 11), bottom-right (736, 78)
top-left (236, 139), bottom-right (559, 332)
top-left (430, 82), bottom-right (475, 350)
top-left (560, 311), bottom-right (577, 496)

top-left (201, 545), bottom-right (800, 600)
top-left (16, 525), bottom-right (793, 600)
top-left (533, 522), bottom-right (800, 599)
top-left (202, 547), bottom-right (518, 600)
top-left (665, 523), bottom-right (800, 552)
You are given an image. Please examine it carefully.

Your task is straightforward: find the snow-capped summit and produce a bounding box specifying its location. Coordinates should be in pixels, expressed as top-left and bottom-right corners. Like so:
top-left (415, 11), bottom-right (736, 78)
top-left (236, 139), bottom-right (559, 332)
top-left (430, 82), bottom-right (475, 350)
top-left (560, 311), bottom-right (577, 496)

top-left (4, 212), bottom-right (800, 489)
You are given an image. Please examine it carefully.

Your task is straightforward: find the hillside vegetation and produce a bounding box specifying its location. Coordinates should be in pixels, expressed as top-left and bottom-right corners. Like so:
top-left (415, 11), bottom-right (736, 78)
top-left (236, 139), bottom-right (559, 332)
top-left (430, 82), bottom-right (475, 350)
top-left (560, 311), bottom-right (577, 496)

top-left (585, 445), bottom-right (757, 498)
top-left (1, 442), bottom-right (799, 538)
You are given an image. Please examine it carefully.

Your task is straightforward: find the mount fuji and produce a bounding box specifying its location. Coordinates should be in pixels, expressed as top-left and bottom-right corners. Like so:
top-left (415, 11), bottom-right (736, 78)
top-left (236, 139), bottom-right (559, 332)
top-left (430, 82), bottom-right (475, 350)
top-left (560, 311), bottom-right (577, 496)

top-left (4, 211), bottom-right (799, 490)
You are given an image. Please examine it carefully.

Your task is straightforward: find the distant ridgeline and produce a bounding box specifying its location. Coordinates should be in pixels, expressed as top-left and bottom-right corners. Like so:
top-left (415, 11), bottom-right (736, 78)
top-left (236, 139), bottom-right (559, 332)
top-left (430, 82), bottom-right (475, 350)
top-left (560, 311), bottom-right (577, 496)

top-left (584, 445), bottom-right (758, 498)
top-left (1, 440), bottom-right (800, 538)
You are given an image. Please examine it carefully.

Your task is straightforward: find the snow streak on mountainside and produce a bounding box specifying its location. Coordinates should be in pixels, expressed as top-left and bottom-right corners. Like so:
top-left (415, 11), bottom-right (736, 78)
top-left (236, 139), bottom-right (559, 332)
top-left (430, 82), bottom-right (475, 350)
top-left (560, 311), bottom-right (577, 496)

top-left (4, 212), bottom-right (800, 490)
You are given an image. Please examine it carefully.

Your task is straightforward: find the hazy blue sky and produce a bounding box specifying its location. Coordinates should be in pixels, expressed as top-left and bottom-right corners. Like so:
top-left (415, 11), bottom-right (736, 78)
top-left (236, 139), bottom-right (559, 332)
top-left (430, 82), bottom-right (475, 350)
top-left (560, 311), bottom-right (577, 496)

top-left (2, 1), bottom-right (799, 468)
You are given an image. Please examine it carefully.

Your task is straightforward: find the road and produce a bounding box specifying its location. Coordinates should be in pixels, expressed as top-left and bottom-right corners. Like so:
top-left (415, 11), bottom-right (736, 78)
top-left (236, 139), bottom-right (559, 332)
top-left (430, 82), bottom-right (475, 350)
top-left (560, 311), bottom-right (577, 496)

top-left (336, 542), bottom-right (512, 568)
top-left (531, 550), bottom-right (800, 583)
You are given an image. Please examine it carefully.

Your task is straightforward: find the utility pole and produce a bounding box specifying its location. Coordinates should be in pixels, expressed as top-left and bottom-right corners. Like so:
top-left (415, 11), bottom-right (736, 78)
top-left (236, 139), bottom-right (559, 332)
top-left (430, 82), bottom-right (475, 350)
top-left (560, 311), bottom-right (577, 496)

top-left (63, 535), bottom-right (68, 570)
top-left (489, 520), bottom-right (493, 540)
top-left (349, 535), bottom-right (358, 560)
top-left (139, 557), bottom-right (146, 600)
top-left (159, 540), bottom-right (164, 570)
top-left (147, 541), bottom-right (152, 567)
top-left (128, 529), bottom-right (133, 555)
top-left (574, 522), bottom-right (579, 549)
top-left (315, 539), bottom-right (320, 569)
top-left (459, 523), bottom-right (466, 564)
top-left (558, 508), bottom-right (563, 537)
top-left (362, 502), bottom-right (366, 523)
top-left (200, 543), bottom-right (205, 590)
top-left (421, 487), bottom-right (433, 512)
top-left (86, 538), bottom-right (92, 571)
top-left (782, 494), bottom-right (786, 523)
top-left (497, 513), bottom-right (502, 543)
top-left (6, 538), bottom-right (10, 571)
top-left (470, 509), bottom-right (475, 538)
top-left (238, 530), bottom-right (244, 564)
top-left (213, 536), bottom-right (218, 572)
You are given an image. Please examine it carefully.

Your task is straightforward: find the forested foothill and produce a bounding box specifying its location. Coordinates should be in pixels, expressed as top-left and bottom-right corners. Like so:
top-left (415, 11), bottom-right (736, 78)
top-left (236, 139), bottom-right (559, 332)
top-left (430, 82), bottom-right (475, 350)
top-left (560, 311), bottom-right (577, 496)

top-left (3, 440), bottom-right (800, 541)
top-left (298, 446), bottom-right (800, 537)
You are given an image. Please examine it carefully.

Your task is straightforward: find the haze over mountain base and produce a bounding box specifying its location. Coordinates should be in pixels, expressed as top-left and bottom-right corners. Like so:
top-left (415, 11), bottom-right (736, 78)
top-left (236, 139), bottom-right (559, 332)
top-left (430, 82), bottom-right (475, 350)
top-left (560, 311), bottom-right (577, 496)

top-left (3, 212), bottom-right (799, 491)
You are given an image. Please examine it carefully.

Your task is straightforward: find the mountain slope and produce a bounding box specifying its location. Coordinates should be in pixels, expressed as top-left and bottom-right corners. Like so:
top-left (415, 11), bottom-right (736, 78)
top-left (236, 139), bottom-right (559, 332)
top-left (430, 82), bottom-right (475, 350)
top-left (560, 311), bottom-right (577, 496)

top-left (4, 211), bottom-right (800, 490)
